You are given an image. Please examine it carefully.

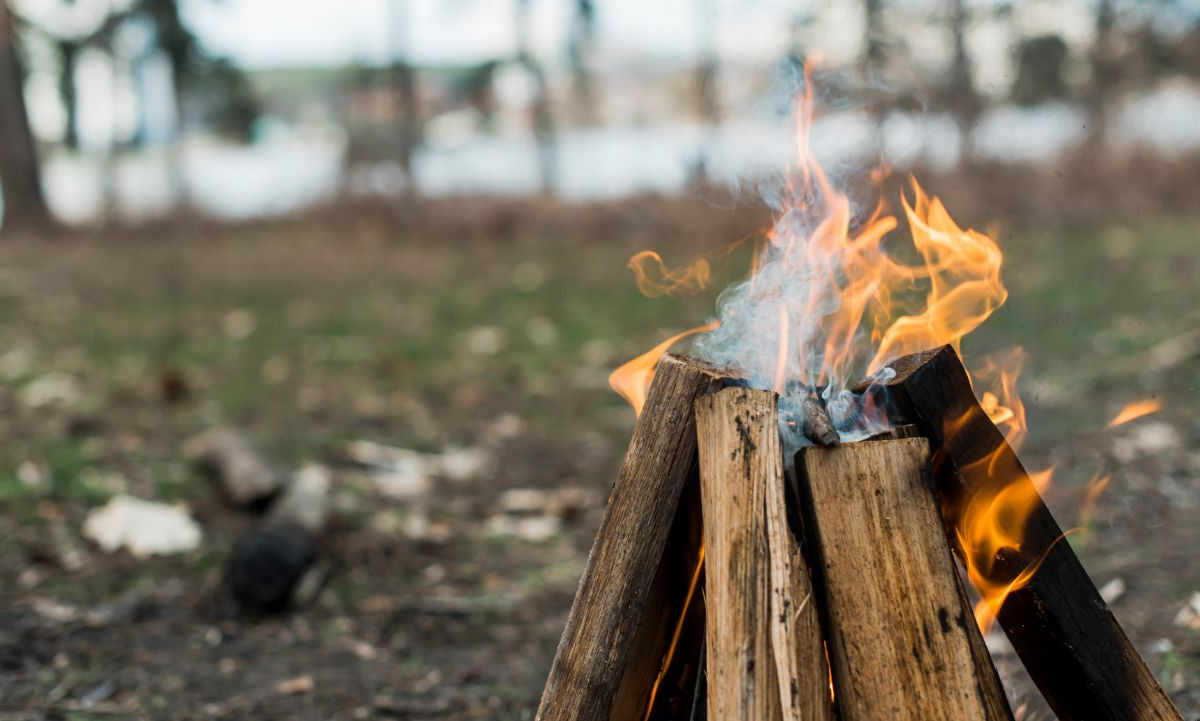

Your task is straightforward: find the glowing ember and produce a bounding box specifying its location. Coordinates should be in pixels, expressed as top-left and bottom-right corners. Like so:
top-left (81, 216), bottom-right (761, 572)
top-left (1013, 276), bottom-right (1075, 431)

top-left (1106, 399), bottom-right (1162, 428)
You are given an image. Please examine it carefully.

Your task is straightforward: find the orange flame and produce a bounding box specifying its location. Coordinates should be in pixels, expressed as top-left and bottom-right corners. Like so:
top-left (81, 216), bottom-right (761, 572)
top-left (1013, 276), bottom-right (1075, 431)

top-left (1106, 399), bottom-right (1162, 428)
top-left (973, 349), bottom-right (1027, 447)
top-left (941, 349), bottom-right (1046, 632)
top-left (823, 641), bottom-right (835, 702)
top-left (642, 543), bottom-right (705, 721)
top-left (1078, 470), bottom-right (1112, 536)
top-left (956, 455), bottom-right (1056, 633)
top-left (866, 183), bottom-right (1007, 376)
top-left (628, 251), bottom-right (711, 298)
top-left (617, 62), bottom-right (1040, 637)
top-left (608, 321), bottom-right (720, 416)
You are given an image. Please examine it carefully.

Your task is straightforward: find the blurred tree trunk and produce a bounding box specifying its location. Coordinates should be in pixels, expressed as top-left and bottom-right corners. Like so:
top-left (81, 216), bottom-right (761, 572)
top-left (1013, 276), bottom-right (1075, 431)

top-left (102, 51), bottom-right (124, 221)
top-left (1086, 0), bottom-right (1119, 144)
top-left (945, 0), bottom-right (981, 157)
top-left (57, 38), bottom-right (80, 150)
top-left (0, 0), bottom-right (50, 232)
top-left (567, 0), bottom-right (597, 123)
top-left (137, 0), bottom-right (198, 209)
top-left (388, 0), bottom-right (421, 193)
top-left (692, 0), bottom-right (719, 186)
top-left (515, 0), bottom-right (556, 194)
top-left (861, 0), bottom-right (885, 121)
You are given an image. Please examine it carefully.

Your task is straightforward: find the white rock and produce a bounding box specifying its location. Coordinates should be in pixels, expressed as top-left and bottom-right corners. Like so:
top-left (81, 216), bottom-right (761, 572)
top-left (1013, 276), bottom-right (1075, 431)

top-left (1111, 421), bottom-right (1182, 462)
top-left (19, 372), bottom-right (81, 408)
top-left (33, 598), bottom-right (81, 624)
top-left (82, 495), bottom-right (202, 557)
top-left (486, 513), bottom-right (560, 542)
top-left (1150, 638), bottom-right (1174, 654)
top-left (222, 309), bottom-right (257, 340)
top-left (1172, 592), bottom-right (1200, 630)
top-left (1098, 577), bottom-right (1126, 604)
top-left (345, 440), bottom-right (488, 490)
top-left (438, 447), bottom-right (487, 481)
top-left (371, 464), bottom-right (433, 500)
top-left (463, 326), bottom-right (505, 356)
top-left (499, 488), bottom-right (550, 514)
top-left (0, 346), bottom-right (33, 380)
top-left (513, 516), bottom-right (560, 542)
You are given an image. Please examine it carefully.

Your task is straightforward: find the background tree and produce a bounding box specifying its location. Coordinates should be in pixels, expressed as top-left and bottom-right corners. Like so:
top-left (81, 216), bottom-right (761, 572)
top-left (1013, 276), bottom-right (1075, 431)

top-left (567, 0), bottom-right (597, 122)
top-left (860, 0), bottom-right (886, 121)
top-left (0, 0), bottom-right (50, 232)
top-left (388, 0), bottom-right (420, 189)
top-left (691, 0), bottom-right (719, 185)
top-left (515, 0), bottom-right (556, 194)
top-left (1085, 0), bottom-right (1121, 143)
top-left (1011, 34), bottom-right (1069, 106)
top-left (55, 36), bottom-right (81, 149)
top-left (940, 0), bottom-right (983, 154)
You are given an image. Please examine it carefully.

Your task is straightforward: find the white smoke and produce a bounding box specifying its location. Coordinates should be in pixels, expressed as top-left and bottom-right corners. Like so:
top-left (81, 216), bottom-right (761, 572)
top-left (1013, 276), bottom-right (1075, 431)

top-left (691, 82), bottom-right (892, 457)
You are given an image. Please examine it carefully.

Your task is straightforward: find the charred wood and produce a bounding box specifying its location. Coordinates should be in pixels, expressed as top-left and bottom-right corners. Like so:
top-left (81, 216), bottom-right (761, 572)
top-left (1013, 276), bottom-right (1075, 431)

top-left (856, 345), bottom-right (1181, 721)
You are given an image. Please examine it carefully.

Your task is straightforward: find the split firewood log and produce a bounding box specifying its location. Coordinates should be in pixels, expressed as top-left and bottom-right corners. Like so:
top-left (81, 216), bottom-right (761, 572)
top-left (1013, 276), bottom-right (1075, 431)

top-left (796, 438), bottom-right (1012, 721)
top-left (696, 386), bottom-right (832, 721)
top-left (224, 464), bottom-right (329, 612)
top-left (856, 345), bottom-right (1182, 721)
top-left (537, 354), bottom-right (731, 721)
top-left (189, 428), bottom-right (287, 508)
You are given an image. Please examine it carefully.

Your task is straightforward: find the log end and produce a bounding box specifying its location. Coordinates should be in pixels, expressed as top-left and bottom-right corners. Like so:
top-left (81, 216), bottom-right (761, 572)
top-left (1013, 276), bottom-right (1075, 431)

top-left (850, 344), bottom-right (957, 394)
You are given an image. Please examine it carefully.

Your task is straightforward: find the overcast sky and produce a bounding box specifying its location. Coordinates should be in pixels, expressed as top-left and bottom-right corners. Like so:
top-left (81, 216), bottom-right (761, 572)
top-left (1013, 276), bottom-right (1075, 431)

top-left (180, 0), bottom-right (835, 69)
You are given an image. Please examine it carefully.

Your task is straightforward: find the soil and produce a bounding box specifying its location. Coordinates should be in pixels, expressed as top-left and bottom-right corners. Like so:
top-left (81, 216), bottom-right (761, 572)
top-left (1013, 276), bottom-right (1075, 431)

top-left (0, 192), bottom-right (1197, 719)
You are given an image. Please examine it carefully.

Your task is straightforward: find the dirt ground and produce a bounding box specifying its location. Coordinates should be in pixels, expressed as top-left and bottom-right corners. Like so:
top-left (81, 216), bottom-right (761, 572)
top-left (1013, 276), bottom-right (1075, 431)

top-left (0, 189), bottom-right (1198, 720)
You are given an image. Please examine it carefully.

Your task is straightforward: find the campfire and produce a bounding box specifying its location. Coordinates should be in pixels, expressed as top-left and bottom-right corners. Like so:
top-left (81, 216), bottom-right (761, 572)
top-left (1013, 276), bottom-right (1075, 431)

top-left (536, 69), bottom-right (1184, 721)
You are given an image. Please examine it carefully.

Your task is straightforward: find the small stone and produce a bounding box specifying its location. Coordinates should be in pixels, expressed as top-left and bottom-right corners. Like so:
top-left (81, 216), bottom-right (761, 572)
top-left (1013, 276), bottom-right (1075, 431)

top-left (222, 309), bottom-right (257, 340)
top-left (82, 495), bottom-right (202, 558)
top-left (275, 674), bottom-right (314, 695)
top-left (1098, 577), bottom-right (1126, 604)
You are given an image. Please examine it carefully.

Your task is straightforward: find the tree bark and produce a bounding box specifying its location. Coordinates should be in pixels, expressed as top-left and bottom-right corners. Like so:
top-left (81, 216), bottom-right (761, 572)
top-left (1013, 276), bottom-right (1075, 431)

top-left (857, 345), bottom-right (1182, 721)
top-left (0, 1), bottom-right (50, 233)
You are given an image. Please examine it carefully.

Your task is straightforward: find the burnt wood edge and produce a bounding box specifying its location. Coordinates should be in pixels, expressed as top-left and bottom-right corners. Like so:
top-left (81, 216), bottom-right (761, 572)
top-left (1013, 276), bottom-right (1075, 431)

top-left (854, 345), bottom-right (1182, 721)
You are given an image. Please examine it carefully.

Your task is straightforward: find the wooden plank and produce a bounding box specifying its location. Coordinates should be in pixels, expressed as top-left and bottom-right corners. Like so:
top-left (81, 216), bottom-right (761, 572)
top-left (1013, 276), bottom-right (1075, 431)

top-left (536, 354), bottom-right (730, 721)
top-left (695, 386), bottom-right (782, 721)
top-left (856, 345), bottom-right (1181, 721)
top-left (796, 438), bottom-right (1013, 721)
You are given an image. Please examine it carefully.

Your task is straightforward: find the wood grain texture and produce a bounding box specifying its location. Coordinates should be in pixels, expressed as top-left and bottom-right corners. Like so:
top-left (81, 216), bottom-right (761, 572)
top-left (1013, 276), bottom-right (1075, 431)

top-left (762, 403), bottom-right (836, 721)
top-left (536, 354), bottom-right (729, 721)
top-left (859, 346), bottom-right (1181, 721)
top-left (695, 386), bottom-right (782, 721)
top-left (796, 438), bottom-right (1013, 721)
